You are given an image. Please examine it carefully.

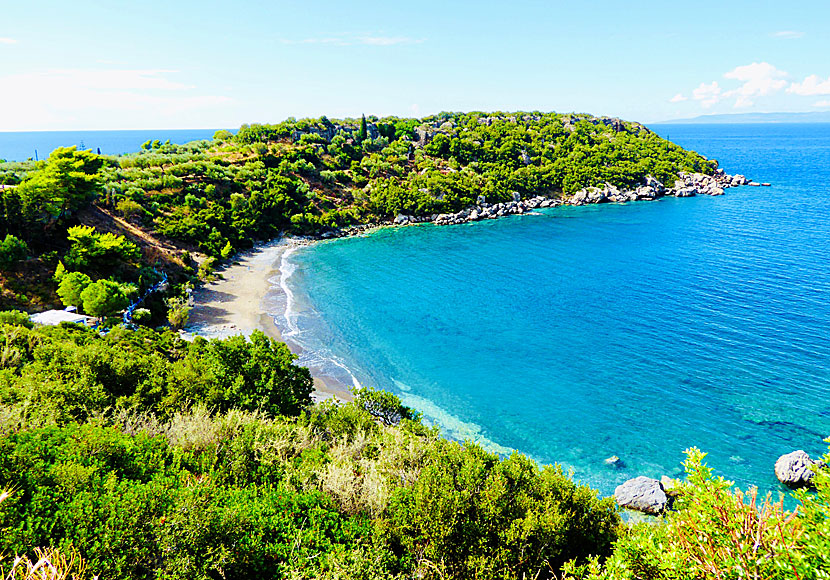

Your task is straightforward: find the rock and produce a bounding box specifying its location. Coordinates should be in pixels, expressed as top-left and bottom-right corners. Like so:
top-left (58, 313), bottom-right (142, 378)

top-left (775, 450), bottom-right (822, 488)
top-left (469, 210), bottom-right (480, 221)
top-left (393, 213), bottom-right (410, 225)
top-left (605, 455), bottom-right (625, 468)
top-left (761, 183), bottom-right (771, 187)
top-left (520, 150), bottom-right (532, 165)
top-left (644, 175), bottom-right (665, 193)
top-left (476, 195), bottom-right (486, 205)
top-left (614, 476), bottom-right (670, 515)
top-left (512, 191), bottom-right (521, 202)
top-left (634, 185), bottom-right (660, 200)
top-left (675, 187), bottom-right (697, 197)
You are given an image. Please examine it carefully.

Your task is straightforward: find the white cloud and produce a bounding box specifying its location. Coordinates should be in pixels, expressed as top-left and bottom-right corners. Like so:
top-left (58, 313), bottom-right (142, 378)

top-left (670, 93), bottom-right (688, 103)
top-left (692, 81), bottom-right (722, 107)
top-left (788, 74), bottom-right (830, 96)
top-left (0, 68), bottom-right (232, 130)
top-left (359, 36), bottom-right (423, 46)
top-left (721, 62), bottom-right (788, 107)
top-left (0, 37), bottom-right (17, 44)
top-left (814, 99), bottom-right (830, 108)
top-left (282, 35), bottom-right (423, 47)
top-left (772, 30), bottom-right (804, 39)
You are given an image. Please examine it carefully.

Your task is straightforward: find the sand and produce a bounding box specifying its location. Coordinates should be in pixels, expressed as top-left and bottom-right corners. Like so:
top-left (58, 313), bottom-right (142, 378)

top-left (185, 240), bottom-right (354, 403)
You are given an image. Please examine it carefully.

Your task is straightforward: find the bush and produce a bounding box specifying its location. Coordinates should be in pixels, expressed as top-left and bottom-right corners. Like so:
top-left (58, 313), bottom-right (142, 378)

top-left (0, 234), bottom-right (28, 270)
top-left (387, 441), bottom-right (620, 579)
top-left (116, 198), bottom-right (146, 220)
top-left (162, 331), bottom-right (313, 417)
top-left (564, 447), bottom-right (826, 580)
top-left (63, 225), bottom-right (141, 271)
top-left (131, 308), bottom-right (152, 325)
top-left (0, 309), bottom-right (33, 328)
top-left (166, 296), bottom-right (190, 329)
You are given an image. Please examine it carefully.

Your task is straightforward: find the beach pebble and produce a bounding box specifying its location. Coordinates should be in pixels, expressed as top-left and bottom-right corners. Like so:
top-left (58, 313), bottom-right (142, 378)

top-left (614, 476), bottom-right (670, 515)
top-left (775, 450), bottom-right (822, 488)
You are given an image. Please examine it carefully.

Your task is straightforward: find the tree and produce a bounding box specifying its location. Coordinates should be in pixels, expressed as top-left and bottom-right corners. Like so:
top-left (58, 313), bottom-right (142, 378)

top-left (56, 271), bottom-right (92, 308)
top-left (80, 279), bottom-right (129, 319)
top-left (358, 114), bottom-right (368, 142)
top-left (64, 225), bottom-right (140, 270)
top-left (16, 147), bottom-right (103, 222)
top-left (0, 234), bottom-right (29, 270)
top-left (213, 129), bottom-right (233, 141)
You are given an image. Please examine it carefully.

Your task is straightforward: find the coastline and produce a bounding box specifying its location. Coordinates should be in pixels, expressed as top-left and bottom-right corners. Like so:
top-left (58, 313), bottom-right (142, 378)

top-left (185, 239), bottom-right (355, 403)
top-left (184, 170), bottom-right (757, 407)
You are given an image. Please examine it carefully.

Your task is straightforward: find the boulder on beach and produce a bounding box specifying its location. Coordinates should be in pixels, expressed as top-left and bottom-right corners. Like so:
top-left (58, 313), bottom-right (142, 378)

top-left (775, 450), bottom-right (822, 488)
top-left (614, 476), bottom-right (670, 515)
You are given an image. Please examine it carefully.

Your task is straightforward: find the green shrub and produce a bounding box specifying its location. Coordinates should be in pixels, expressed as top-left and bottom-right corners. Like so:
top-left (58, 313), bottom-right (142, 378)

top-left (0, 234), bottom-right (28, 270)
top-left (564, 447), bottom-right (827, 580)
top-left (166, 296), bottom-right (190, 329)
top-left (116, 198), bottom-right (146, 220)
top-left (387, 440), bottom-right (620, 579)
top-left (63, 225), bottom-right (141, 270)
top-left (0, 309), bottom-right (33, 328)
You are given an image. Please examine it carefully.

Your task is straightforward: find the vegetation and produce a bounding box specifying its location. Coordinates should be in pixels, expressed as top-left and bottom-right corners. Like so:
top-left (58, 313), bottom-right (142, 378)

top-left (2, 115), bottom-right (825, 578)
top-left (0, 112), bottom-right (715, 320)
top-left (0, 318), bottom-right (828, 579)
top-left (0, 320), bottom-right (619, 579)
top-left (564, 447), bottom-right (830, 579)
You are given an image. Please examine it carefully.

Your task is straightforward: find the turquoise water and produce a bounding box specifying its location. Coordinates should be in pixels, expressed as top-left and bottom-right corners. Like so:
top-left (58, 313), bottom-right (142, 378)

top-left (274, 123), bottom-right (830, 496)
top-left (0, 129), bottom-right (219, 161)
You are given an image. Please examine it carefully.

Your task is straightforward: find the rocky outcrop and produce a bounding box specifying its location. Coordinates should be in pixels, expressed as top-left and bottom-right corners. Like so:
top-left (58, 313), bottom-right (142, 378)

top-left (614, 476), bottom-right (670, 515)
top-left (775, 450), bottom-right (823, 488)
top-left (569, 170), bottom-right (754, 206)
top-left (315, 166), bottom-right (757, 239)
top-left (432, 195), bottom-right (560, 226)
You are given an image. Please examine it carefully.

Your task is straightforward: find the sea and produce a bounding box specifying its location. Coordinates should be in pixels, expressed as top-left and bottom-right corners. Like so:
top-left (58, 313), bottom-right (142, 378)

top-left (268, 123), bottom-right (830, 498)
top-left (0, 129), bottom-right (219, 161)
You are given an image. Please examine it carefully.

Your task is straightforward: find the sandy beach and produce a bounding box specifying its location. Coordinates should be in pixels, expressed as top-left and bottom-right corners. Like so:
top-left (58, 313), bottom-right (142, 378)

top-left (185, 239), bottom-right (354, 402)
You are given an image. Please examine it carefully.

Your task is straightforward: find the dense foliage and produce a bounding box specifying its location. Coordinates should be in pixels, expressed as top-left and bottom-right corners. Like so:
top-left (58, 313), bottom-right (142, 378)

top-left (0, 319), bottom-right (619, 579)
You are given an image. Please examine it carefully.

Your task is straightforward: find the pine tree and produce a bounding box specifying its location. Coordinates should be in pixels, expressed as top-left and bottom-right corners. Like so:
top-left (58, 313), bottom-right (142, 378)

top-left (359, 114), bottom-right (368, 142)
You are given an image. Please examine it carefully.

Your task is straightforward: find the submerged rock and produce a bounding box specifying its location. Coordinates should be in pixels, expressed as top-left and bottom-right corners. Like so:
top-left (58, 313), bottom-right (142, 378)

top-left (614, 476), bottom-right (670, 515)
top-left (775, 450), bottom-right (822, 488)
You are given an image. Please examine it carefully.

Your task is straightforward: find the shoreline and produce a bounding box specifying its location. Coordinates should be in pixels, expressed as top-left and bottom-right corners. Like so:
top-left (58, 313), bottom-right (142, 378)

top-left (184, 171), bottom-right (758, 406)
top-left (184, 239), bottom-right (355, 403)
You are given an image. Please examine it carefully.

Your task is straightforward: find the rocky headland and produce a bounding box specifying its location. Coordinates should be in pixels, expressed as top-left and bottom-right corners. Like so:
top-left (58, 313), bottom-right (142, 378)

top-left (312, 168), bottom-right (765, 241)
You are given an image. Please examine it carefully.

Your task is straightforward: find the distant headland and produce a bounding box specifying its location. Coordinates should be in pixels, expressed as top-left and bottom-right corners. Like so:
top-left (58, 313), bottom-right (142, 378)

top-left (655, 111), bottom-right (830, 124)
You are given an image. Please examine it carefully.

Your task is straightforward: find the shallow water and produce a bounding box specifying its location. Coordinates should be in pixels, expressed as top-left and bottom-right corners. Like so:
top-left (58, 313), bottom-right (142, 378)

top-left (271, 123), bottom-right (830, 496)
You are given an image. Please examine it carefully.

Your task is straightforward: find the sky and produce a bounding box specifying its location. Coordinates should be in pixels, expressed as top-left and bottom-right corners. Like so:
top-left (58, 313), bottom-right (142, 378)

top-left (1, 0), bottom-right (829, 130)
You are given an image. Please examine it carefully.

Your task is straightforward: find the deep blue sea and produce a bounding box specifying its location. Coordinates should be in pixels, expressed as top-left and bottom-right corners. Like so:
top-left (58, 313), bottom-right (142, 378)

top-left (276, 123), bottom-right (830, 498)
top-left (0, 129), bottom-right (219, 161)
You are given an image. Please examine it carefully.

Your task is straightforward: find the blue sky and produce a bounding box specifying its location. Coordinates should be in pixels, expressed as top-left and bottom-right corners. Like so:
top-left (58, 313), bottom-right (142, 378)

top-left (2, 0), bottom-right (829, 130)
